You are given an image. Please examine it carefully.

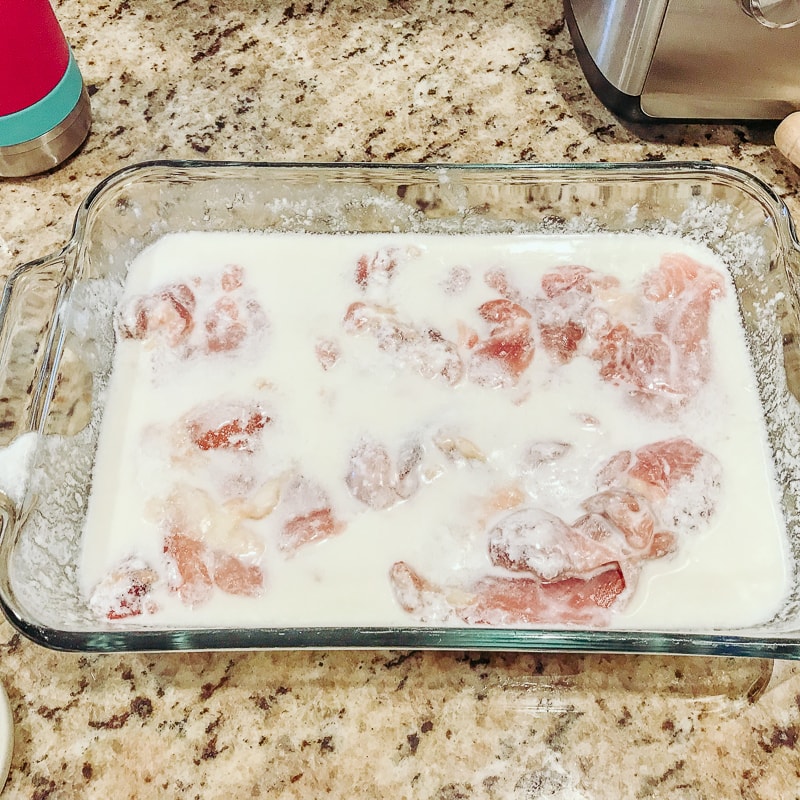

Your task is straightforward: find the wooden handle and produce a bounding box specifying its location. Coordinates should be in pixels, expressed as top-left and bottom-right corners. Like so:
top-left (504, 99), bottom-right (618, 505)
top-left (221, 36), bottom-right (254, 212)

top-left (775, 112), bottom-right (800, 169)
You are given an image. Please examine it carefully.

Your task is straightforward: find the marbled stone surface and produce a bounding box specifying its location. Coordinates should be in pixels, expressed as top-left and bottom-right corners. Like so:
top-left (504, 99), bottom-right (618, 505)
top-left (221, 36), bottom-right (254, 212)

top-left (0, 0), bottom-right (799, 797)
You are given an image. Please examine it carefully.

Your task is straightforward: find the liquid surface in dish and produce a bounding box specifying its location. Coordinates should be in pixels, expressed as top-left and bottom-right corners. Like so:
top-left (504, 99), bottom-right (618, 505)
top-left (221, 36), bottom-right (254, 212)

top-left (80, 231), bottom-right (789, 630)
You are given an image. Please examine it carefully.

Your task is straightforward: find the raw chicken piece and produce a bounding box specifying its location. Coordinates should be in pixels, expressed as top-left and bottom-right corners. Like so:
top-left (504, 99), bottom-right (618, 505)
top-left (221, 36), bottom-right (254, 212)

top-left (523, 440), bottom-right (571, 469)
top-left (163, 533), bottom-right (214, 606)
top-left (433, 431), bottom-right (486, 464)
top-left (387, 560), bottom-right (455, 623)
top-left (117, 282), bottom-right (196, 347)
top-left (537, 265), bottom-right (620, 364)
top-left (343, 301), bottom-right (463, 384)
top-left (585, 255), bottom-right (726, 406)
top-left (540, 264), bottom-right (619, 300)
top-left (220, 263), bottom-right (244, 291)
top-left (645, 253), bottom-right (725, 370)
top-left (88, 557), bottom-right (159, 620)
top-left (646, 531), bottom-right (678, 560)
top-left (488, 507), bottom-right (619, 581)
top-left (597, 437), bottom-right (722, 531)
top-left (389, 561), bottom-right (626, 627)
top-left (163, 532), bottom-right (264, 606)
top-left (440, 265), bottom-right (471, 295)
top-left (212, 552), bottom-right (264, 597)
top-left (281, 508), bottom-right (343, 553)
top-left (315, 338), bottom-right (341, 370)
top-left (468, 299), bottom-right (534, 386)
top-left (223, 478), bottom-right (282, 521)
top-left (484, 267), bottom-right (523, 303)
top-left (202, 265), bottom-right (268, 354)
top-left (278, 477), bottom-right (345, 554)
top-left (580, 489), bottom-right (656, 551)
top-left (183, 400), bottom-right (271, 453)
top-left (461, 568), bottom-right (626, 625)
top-left (538, 320), bottom-right (585, 365)
top-left (570, 511), bottom-right (675, 563)
top-left (116, 264), bottom-right (267, 359)
top-left (643, 253), bottom-right (725, 304)
top-left (204, 296), bottom-right (248, 353)
top-left (475, 484), bottom-right (527, 529)
top-left (596, 449), bottom-right (633, 488)
top-left (157, 480), bottom-right (267, 606)
top-left (592, 324), bottom-right (681, 399)
top-left (346, 439), bottom-right (423, 510)
top-left (157, 484), bottom-right (267, 560)
top-left (355, 248), bottom-right (399, 290)
top-left (346, 440), bottom-right (398, 510)
top-left (626, 437), bottom-right (708, 497)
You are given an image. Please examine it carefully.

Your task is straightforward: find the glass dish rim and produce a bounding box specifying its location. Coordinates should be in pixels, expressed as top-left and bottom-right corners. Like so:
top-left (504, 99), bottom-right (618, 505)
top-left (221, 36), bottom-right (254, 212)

top-left (2, 158), bottom-right (800, 656)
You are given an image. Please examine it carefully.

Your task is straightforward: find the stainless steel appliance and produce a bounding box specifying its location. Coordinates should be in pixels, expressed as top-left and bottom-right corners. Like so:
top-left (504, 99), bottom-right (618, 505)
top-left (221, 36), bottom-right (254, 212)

top-left (564, 0), bottom-right (800, 122)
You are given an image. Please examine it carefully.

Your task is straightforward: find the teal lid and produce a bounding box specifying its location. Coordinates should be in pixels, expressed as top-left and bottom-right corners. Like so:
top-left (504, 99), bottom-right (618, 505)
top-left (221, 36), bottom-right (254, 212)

top-left (0, 50), bottom-right (84, 147)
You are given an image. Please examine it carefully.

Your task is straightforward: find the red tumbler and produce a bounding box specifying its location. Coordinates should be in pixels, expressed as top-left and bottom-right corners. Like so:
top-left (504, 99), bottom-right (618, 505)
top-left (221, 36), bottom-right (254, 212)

top-left (0, 0), bottom-right (91, 177)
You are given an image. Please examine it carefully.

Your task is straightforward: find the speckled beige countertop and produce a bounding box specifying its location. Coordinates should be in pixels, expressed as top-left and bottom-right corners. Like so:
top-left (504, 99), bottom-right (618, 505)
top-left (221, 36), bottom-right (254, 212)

top-left (1, 1), bottom-right (800, 797)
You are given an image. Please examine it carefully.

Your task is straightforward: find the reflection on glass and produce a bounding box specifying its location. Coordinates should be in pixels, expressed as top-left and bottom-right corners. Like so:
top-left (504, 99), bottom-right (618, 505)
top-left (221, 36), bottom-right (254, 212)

top-left (742, 0), bottom-right (800, 28)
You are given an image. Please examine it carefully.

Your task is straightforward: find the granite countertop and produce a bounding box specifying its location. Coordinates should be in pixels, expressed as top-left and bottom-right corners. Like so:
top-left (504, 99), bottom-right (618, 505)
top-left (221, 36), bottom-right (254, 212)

top-left (1, 0), bottom-right (800, 797)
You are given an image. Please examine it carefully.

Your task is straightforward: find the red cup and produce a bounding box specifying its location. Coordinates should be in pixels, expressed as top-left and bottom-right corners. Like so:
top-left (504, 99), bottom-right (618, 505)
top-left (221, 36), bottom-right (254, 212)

top-left (0, 0), bottom-right (91, 177)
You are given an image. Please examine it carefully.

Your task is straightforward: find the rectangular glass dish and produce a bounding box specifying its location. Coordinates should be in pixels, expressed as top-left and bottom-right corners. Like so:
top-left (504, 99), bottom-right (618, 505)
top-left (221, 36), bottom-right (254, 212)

top-left (1, 160), bottom-right (799, 655)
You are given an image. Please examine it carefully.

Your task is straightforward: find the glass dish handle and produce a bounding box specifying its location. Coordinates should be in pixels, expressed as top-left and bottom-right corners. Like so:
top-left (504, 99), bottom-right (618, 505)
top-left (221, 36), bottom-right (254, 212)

top-left (0, 249), bottom-right (72, 445)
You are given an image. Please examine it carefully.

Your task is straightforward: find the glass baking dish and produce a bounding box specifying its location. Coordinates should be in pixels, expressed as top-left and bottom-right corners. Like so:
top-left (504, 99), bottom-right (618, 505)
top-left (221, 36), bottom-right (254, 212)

top-left (1, 160), bottom-right (799, 655)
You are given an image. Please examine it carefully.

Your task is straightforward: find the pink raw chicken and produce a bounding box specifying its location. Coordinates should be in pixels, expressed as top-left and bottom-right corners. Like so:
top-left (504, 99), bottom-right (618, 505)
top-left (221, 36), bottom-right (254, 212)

top-left (537, 265), bottom-right (619, 364)
top-left (592, 324), bottom-right (681, 399)
top-left (202, 265), bottom-right (268, 354)
top-left (116, 264), bottom-right (267, 357)
top-left (591, 253), bottom-right (725, 403)
top-left (626, 437), bottom-right (708, 497)
top-left (488, 507), bottom-right (620, 582)
top-left (281, 509), bottom-right (344, 553)
top-left (645, 253), bottom-right (725, 371)
top-left (643, 252), bottom-right (726, 305)
top-left (467, 298), bottom-right (535, 386)
top-left (599, 436), bottom-right (720, 501)
top-left (343, 301), bottom-right (464, 384)
top-left (117, 282), bottom-right (195, 348)
top-left (163, 532), bottom-right (264, 606)
top-left (390, 435), bottom-right (720, 627)
top-left (346, 439), bottom-right (423, 510)
top-left (88, 557), bottom-right (160, 620)
top-left (183, 399), bottom-right (271, 453)
top-left (277, 477), bottom-right (346, 554)
top-left (355, 248), bottom-right (399, 290)
top-left (484, 267), bottom-right (523, 303)
top-left (580, 489), bottom-right (656, 551)
top-left (486, 493), bottom-right (667, 594)
top-left (598, 436), bottom-right (722, 532)
top-left (389, 560), bottom-right (626, 627)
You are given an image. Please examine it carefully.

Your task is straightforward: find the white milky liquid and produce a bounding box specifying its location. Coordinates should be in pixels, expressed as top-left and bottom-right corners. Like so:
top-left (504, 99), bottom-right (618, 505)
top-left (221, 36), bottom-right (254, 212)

top-left (79, 231), bottom-right (790, 630)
